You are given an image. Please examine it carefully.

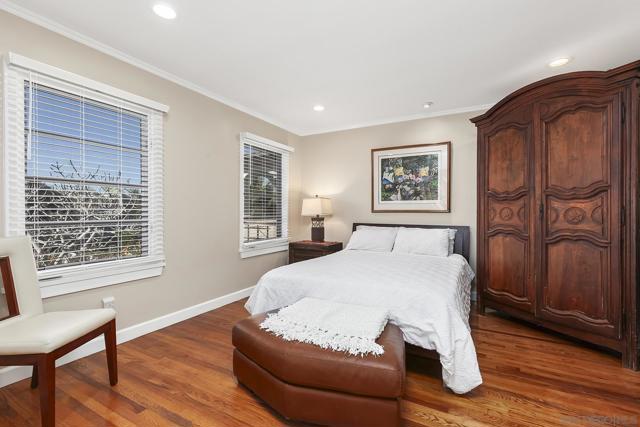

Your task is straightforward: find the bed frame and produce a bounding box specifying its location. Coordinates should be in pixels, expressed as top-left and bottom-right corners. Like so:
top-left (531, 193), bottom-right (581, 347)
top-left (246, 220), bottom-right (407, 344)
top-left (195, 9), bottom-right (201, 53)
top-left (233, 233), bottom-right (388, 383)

top-left (351, 222), bottom-right (472, 362)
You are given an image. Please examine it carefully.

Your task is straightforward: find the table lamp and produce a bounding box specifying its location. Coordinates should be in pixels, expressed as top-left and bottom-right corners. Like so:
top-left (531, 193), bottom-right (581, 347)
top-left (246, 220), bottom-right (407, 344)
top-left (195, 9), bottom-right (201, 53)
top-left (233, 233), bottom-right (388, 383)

top-left (301, 195), bottom-right (333, 242)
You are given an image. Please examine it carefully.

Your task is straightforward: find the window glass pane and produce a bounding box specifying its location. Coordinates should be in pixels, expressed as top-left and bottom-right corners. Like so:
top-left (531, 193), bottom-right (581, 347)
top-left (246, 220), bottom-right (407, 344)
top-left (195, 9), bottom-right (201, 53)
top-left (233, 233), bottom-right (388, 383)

top-left (122, 187), bottom-right (147, 221)
top-left (83, 144), bottom-right (121, 183)
top-left (29, 224), bottom-right (85, 268)
top-left (26, 180), bottom-right (85, 223)
top-left (84, 102), bottom-right (120, 146)
top-left (122, 114), bottom-right (143, 150)
top-left (26, 86), bottom-right (82, 139)
top-left (24, 82), bottom-right (149, 270)
top-left (243, 144), bottom-right (283, 244)
top-left (27, 135), bottom-right (83, 179)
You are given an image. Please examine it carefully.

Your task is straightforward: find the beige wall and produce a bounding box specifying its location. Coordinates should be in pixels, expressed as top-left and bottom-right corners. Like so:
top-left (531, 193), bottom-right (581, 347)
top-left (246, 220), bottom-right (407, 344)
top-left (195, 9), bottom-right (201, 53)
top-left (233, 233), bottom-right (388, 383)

top-left (296, 112), bottom-right (484, 270)
top-left (0, 9), bottom-right (482, 334)
top-left (0, 11), bottom-right (302, 328)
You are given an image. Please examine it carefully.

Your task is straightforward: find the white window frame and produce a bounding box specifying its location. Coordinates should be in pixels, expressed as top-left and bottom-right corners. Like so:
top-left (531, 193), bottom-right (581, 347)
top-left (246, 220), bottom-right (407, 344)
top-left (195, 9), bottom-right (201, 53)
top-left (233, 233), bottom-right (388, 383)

top-left (1, 53), bottom-right (168, 298)
top-left (239, 132), bottom-right (293, 259)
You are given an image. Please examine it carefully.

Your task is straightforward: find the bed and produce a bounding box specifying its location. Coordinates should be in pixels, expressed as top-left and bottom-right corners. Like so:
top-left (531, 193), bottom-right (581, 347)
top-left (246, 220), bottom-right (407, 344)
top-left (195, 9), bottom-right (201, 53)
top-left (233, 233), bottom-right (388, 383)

top-left (245, 223), bottom-right (482, 394)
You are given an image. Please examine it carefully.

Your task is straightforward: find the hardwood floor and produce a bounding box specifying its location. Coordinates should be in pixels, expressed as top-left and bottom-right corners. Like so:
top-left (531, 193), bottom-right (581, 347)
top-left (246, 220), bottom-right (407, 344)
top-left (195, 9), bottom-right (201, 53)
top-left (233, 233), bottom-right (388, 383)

top-left (1, 299), bottom-right (639, 426)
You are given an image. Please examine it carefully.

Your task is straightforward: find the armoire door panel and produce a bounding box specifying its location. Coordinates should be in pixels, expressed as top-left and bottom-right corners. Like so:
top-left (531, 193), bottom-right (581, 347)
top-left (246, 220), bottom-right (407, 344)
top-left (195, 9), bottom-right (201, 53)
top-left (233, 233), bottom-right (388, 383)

top-left (547, 194), bottom-right (607, 240)
top-left (545, 106), bottom-right (609, 191)
top-left (544, 240), bottom-right (612, 329)
top-left (487, 126), bottom-right (528, 194)
top-left (481, 108), bottom-right (535, 314)
top-left (538, 94), bottom-right (621, 338)
top-left (488, 197), bottom-right (527, 233)
top-left (486, 233), bottom-right (533, 311)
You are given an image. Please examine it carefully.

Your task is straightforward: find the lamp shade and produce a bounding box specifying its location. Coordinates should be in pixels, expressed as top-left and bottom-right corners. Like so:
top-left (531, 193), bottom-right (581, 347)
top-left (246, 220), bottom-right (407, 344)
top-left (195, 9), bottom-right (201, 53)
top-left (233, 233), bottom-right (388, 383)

top-left (301, 197), bottom-right (332, 217)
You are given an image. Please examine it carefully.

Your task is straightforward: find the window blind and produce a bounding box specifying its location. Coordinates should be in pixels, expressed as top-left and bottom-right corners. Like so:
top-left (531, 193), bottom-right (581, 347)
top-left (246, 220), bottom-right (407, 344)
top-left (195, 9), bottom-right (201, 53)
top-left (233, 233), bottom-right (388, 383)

top-left (239, 133), bottom-right (292, 256)
top-left (2, 54), bottom-right (166, 293)
top-left (24, 83), bottom-right (149, 269)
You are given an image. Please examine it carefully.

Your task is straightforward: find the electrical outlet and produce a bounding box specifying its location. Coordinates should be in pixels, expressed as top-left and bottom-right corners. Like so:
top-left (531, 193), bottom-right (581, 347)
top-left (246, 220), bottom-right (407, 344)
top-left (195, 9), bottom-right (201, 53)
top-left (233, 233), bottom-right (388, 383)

top-left (102, 296), bottom-right (116, 310)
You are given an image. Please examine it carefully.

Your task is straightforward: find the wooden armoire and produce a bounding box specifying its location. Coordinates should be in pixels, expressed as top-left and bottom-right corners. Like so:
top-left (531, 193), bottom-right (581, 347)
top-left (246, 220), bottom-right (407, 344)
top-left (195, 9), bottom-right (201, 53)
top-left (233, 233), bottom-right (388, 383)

top-left (472, 60), bottom-right (640, 369)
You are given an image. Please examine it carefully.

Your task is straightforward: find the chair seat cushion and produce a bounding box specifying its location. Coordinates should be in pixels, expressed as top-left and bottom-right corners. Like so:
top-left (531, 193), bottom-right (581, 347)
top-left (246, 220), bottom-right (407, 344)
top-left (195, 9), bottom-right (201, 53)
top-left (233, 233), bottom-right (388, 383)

top-left (232, 313), bottom-right (405, 399)
top-left (0, 309), bottom-right (115, 355)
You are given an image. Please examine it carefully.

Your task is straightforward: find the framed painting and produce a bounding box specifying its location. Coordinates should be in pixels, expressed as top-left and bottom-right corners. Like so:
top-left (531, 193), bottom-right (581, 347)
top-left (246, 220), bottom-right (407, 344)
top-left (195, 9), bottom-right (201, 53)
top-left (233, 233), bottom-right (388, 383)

top-left (371, 142), bottom-right (451, 213)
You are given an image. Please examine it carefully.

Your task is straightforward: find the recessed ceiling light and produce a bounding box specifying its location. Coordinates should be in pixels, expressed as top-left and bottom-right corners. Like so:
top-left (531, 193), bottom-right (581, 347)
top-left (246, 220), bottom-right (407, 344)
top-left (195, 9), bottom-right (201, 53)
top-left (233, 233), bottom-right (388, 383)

top-left (313, 105), bottom-right (325, 112)
top-left (548, 57), bottom-right (571, 68)
top-left (153, 3), bottom-right (177, 20)
top-left (423, 102), bottom-right (434, 109)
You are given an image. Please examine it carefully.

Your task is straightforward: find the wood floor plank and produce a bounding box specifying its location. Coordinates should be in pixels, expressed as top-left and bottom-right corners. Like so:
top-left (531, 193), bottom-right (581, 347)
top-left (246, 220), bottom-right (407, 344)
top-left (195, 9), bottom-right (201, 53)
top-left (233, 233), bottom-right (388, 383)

top-left (1, 299), bottom-right (638, 426)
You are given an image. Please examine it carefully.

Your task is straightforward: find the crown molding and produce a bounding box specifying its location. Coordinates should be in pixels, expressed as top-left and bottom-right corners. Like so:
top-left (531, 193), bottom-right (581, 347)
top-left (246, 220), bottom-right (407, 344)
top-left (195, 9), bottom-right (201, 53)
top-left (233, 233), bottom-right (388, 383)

top-left (0, 1), bottom-right (496, 137)
top-left (298, 103), bottom-right (495, 136)
top-left (0, 0), bottom-right (302, 134)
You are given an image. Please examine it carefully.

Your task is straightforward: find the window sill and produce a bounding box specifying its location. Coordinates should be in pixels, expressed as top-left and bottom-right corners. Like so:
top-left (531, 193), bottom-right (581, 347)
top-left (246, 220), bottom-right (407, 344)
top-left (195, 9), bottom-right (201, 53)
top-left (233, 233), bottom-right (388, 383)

top-left (240, 243), bottom-right (288, 259)
top-left (38, 257), bottom-right (165, 298)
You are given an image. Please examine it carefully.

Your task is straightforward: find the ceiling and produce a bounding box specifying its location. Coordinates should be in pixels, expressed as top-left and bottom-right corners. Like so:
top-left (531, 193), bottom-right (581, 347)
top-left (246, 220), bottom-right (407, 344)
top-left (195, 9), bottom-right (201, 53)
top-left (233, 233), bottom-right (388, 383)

top-left (3, 0), bottom-right (640, 135)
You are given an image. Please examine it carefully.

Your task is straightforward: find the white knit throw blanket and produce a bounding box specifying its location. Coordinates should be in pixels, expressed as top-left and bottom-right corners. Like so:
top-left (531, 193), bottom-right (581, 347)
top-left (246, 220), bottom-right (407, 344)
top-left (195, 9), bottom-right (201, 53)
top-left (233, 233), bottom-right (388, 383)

top-left (259, 297), bottom-right (389, 356)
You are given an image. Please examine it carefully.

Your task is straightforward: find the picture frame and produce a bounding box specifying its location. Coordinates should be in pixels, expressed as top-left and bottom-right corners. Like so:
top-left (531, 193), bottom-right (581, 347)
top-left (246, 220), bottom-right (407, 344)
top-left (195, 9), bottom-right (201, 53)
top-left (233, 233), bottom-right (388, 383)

top-left (371, 142), bottom-right (451, 213)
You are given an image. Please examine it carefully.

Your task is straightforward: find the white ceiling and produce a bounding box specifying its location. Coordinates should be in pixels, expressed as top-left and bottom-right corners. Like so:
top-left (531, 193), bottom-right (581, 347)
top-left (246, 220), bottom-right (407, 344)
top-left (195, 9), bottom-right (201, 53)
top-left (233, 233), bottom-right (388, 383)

top-left (3, 0), bottom-right (640, 135)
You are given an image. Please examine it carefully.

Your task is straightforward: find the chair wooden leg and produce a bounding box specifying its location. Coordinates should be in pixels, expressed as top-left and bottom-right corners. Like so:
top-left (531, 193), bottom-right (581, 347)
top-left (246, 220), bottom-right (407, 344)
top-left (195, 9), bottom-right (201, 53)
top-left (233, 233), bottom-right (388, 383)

top-left (37, 355), bottom-right (55, 427)
top-left (104, 319), bottom-right (118, 386)
top-left (31, 364), bottom-right (39, 389)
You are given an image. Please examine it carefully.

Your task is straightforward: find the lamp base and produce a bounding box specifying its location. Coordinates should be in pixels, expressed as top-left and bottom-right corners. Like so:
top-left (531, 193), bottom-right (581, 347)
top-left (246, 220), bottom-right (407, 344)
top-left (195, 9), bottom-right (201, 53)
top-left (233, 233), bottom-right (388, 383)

top-left (311, 227), bottom-right (325, 242)
top-left (311, 217), bottom-right (325, 242)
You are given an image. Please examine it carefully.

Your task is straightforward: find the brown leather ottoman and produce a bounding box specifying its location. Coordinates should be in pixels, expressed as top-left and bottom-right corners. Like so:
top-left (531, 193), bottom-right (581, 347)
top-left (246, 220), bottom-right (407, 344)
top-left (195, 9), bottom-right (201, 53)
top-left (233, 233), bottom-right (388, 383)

top-left (232, 313), bottom-right (405, 427)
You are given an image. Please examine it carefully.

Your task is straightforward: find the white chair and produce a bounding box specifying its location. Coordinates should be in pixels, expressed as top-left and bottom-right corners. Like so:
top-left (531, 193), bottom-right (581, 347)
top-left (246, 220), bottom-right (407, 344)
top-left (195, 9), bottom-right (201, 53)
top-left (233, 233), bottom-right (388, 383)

top-left (0, 237), bottom-right (117, 427)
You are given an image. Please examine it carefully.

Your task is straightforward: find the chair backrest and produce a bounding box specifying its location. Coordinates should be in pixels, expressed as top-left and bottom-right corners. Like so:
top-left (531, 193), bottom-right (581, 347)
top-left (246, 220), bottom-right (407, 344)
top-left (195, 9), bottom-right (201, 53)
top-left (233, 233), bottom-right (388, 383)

top-left (0, 237), bottom-right (43, 318)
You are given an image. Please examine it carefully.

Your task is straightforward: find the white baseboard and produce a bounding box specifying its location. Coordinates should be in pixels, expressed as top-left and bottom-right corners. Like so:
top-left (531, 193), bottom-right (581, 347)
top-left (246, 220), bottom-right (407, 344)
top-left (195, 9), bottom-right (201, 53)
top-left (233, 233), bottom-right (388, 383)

top-left (0, 285), bottom-right (255, 388)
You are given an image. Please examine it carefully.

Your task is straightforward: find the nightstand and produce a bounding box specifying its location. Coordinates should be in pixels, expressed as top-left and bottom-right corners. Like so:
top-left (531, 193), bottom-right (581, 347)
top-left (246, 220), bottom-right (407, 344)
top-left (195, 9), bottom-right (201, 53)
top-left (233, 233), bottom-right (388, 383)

top-left (289, 241), bottom-right (343, 264)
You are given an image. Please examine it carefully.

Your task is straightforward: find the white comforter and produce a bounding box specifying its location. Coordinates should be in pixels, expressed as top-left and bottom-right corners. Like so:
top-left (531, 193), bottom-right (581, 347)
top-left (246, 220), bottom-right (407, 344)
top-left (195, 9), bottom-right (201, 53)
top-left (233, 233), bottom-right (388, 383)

top-left (245, 250), bottom-right (483, 394)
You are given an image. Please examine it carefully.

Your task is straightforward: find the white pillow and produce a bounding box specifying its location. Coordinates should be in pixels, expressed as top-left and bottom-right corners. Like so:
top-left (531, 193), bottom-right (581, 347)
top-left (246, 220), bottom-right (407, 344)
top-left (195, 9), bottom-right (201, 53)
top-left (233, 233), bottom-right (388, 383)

top-left (448, 229), bottom-right (457, 255)
top-left (392, 227), bottom-right (450, 257)
top-left (346, 227), bottom-right (398, 252)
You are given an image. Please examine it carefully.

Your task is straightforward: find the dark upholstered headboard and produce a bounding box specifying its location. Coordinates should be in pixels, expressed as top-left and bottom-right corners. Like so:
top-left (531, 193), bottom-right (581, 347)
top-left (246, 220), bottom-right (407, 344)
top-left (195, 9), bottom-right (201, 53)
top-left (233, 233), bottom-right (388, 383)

top-left (351, 223), bottom-right (471, 262)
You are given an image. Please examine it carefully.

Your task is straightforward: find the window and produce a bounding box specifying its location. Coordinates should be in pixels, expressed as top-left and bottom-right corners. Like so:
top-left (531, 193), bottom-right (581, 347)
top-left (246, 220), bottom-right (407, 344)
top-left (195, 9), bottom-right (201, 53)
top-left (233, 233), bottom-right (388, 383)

top-left (240, 133), bottom-right (293, 258)
top-left (2, 53), bottom-right (167, 297)
top-left (25, 84), bottom-right (148, 269)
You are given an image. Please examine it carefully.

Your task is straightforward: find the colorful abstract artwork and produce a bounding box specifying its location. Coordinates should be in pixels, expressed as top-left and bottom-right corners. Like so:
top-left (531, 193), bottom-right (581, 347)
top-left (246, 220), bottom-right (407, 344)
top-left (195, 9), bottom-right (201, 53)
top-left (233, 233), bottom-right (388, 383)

top-left (372, 142), bottom-right (450, 212)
